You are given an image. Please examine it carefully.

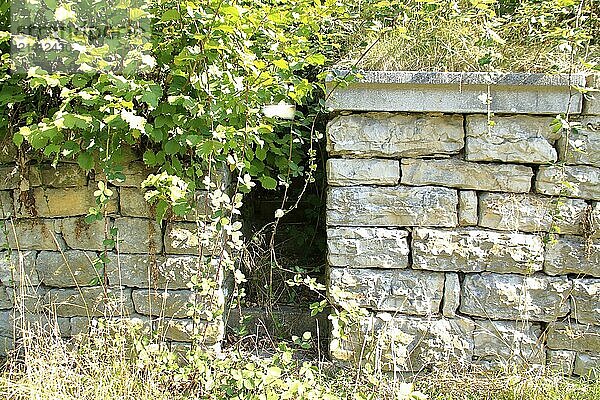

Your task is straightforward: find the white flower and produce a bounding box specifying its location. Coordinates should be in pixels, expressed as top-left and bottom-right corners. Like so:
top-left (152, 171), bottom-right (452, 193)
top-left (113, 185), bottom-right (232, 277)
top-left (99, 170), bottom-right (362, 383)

top-left (120, 109), bottom-right (146, 134)
top-left (55, 5), bottom-right (75, 22)
top-left (141, 54), bottom-right (156, 68)
top-left (275, 209), bottom-right (284, 218)
top-left (262, 101), bottom-right (296, 120)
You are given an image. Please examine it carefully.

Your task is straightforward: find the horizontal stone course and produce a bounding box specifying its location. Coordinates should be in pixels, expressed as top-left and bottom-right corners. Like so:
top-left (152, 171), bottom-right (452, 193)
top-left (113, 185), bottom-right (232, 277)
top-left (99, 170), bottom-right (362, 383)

top-left (0, 165), bottom-right (41, 190)
top-left (327, 113), bottom-right (464, 158)
top-left (327, 158), bottom-right (399, 186)
top-left (473, 320), bottom-right (545, 365)
top-left (536, 165), bottom-right (600, 200)
top-left (401, 158), bottom-right (532, 193)
top-left (327, 186), bottom-right (458, 227)
top-left (327, 227), bottom-right (409, 268)
top-left (544, 236), bottom-right (600, 277)
top-left (40, 164), bottom-right (87, 187)
top-left (547, 322), bottom-right (600, 353)
top-left (460, 273), bottom-right (571, 322)
top-left (412, 228), bottom-right (544, 274)
top-left (36, 250), bottom-right (100, 287)
top-left (44, 287), bottom-right (134, 317)
top-left (16, 186), bottom-right (118, 218)
top-left (329, 267), bottom-right (444, 315)
top-left (132, 289), bottom-right (222, 318)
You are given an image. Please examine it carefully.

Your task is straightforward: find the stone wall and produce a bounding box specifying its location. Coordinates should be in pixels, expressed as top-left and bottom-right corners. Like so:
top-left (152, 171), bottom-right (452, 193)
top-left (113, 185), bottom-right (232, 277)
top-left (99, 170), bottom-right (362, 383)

top-left (325, 71), bottom-right (600, 377)
top-left (0, 149), bottom-right (229, 355)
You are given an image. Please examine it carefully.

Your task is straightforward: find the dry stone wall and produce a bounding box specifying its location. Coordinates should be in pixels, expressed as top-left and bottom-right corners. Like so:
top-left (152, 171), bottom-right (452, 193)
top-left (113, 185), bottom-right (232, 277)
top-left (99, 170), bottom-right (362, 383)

top-left (0, 151), bottom-right (229, 355)
top-left (325, 71), bottom-right (600, 377)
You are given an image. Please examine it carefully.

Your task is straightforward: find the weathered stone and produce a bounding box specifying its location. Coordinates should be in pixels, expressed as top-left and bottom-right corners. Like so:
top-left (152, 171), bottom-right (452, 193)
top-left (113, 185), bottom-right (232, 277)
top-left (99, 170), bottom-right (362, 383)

top-left (458, 191), bottom-right (478, 226)
top-left (574, 353), bottom-right (600, 379)
top-left (0, 310), bottom-right (12, 337)
top-left (19, 186), bottom-right (118, 217)
top-left (164, 222), bottom-right (206, 255)
top-left (17, 312), bottom-right (71, 337)
top-left (327, 227), bottom-right (409, 268)
top-left (114, 217), bottom-right (162, 254)
top-left (60, 217), bottom-right (107, 251)
top-left (479, 193), bottom-right (586, 234)
top-left (326, 113), bottom-right (464, 158)
top-left (331, 313), bottom-right (474, 372)
top-left (157, 318), bottom-right (223, 343)
top-left (0, 191), bottom-right (13, 218)
top-left (536, 165), bottom-right (600, 200)
top-left (412, 228), bottom-right (544, 274)
top-left (36, 250), bottom-right (100, 287)
top-left (3, 220), bottom-right (58, 251)
top-left (120, 187), bottom-right (154, 218)
top-left (571, 279), bottom-right (600, 325)
top-left (44, 287), bottom-right (134, 317)
top-left (592, 202), bottom-right (600, 239)
top-left (0, 142), bottom-right (17, 164)
top-left (8, 286), bottom-right (47, 314)
top-left (442, 273), bottom-right (460, 317)
top-left (329, 267), bottom-right (444, 315)
top-left (106, 254), bottom-right (214, 289)
top-left (327, 186), bottom-right (458, 227)
top-left (466, 115), bottom-right (558, 164)
top-left (547, 350), bottom-right (575, 375)
top-left (0, 251), bottom-right (39, 286)
top-left (460, 273), bottom-right (571, 322)
top-left (544, 236), bottom-right (600, 278)
top-left (473, 320), bottom-right (545, 365)
top-left (0, 165), bottom-right (41, 190)
top-left (547, 322), bottom-right (600, 353)
top-left (0, 286), bottom-right (13, 309)
top-left (583, 75), bottom-right (600, 115)
top-left (401, 158), bottom-right (533, 193)
top-left (327, 158), bottom-right (399, 186)
top-left (100, 161), bottom-right (155, 188)
top-left (40, 164), bottom-right (87, 187)
top-left (132, 289), bottom-right (223, 318)
top-left (0, 335), bottom-right (13, 356)
top-left (558, 117), bottom-right (600, 167)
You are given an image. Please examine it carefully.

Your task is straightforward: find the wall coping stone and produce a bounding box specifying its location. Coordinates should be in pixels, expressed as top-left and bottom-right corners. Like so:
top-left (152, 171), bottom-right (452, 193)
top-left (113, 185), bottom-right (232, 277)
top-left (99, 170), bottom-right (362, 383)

top-left (326, 70), bottom-right (590, 115)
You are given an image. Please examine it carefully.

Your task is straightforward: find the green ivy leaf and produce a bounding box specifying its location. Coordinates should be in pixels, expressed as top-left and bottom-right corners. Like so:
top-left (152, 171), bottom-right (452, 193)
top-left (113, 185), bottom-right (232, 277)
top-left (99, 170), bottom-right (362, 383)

top-left (77, 152), bottom-right (94, 171)
top-left (259, 175), bottom-right (277, 190)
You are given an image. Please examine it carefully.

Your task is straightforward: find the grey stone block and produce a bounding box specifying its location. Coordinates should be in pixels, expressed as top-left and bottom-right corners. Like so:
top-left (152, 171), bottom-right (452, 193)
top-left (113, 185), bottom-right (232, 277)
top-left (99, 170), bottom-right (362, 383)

top-left (114, 217), bottom-right (163, 254)
top-left (36, 250), bottom-right (100, 287)
top-left (571, 279), bottom-right (600, 325)
top-left (547, 349), bottom-right (575, 375)
top-left (473, 320), bottom-right (545, 365)
top-left (44, 286), bottom-right (134, 317)
top-left (547, 322), bottom-right (600, 353)
top-left (327, 158), bottom-right (399, 186)
top-left (536, 165), bottom-right (600, 200)
top-left (558, 117), bottom-right (600, 167)
top-left (0, 250), bottom-right (38, 286)
top-left (458, 191), bottom-right (478, 226)
top-left (544, 236), bottom-right (600, 278)
top-left (40, 164), bottom-right (87, 187)
top-left (574, 353), bottom-right (600, 379)
top-left (132, 289), bottom-right (223, 318)
top-left (442, 273), bottom-right (460, 317)
top-left (60, 217), bottom-right (108, 251)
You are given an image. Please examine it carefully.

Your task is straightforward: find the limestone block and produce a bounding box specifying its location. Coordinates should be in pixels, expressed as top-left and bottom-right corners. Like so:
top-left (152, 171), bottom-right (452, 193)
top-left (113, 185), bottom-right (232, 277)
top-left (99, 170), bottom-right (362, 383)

top-left (460, 273), bottom-right (571, 322)
top-left (571, 279), bottom-right (600, 325)
top-left (479, 193), bottom-right (585, 234)
top-left (547, 322), bottom-right (600, 353)
top-left (473, 320), bottom-right (545, 365)
top-left (583, 75), bottom-right (600, 115)
top-left (412, 228), bottom-right (544, 274)
top-left (327, 186), bottom-right (458, 227)
top-left (327, 227), bottom-right (409, 268)
top-left (544, 236), bottom-right (600, 278)
top-left (114, 217), bottom-right (163, 254)
top-left (60, 217), bottom-right (108, 251)
top-left (536, 165), bottom-right (600, 200)
top-left (40, 164), bottom-right (87, 187)
top-left (106, 254), bottom-right (215, 289)
top-left (574, 353), bottom-right (600, 379)
top-left (326, 113), bottom-right (464, 158)
top-left (401, 158), bottom-right (533, 193)
top-left (119, 187), bottom-right (153, 218)
top-left (157, 318), bottom-right (223, 343)
top-left (466, 115), bottom-right (558, 164)
top-left (331, 313), bottom-right (474, 372)
top-left (0, 165), bottom-right (41, 190)
top-left (19, 186), bottom-right (118, 217)
top-left (164, 222), bottom-right (205, 255)
top-left (0, 286), bottom-right (13, 309)
top-left (132, 289), bottom-right (223, 318)
top-left (547, 350), bottom-right (575, 375)
top-left (44, 287), bottom-right (134, 317)
top-left (558, 117), bottom-right (600, 167)
top-left (0, 191), bottom-right (13, 219)
top-left (36, 250), bottom-right (100, 287)
top-left (442, 273), bottom-right (460, 317)
top-left (458, 191), bottom-right (478, 226)
top-left (0, 251), bottom-right (39, 286)
top-left (3, 220), bottom-right (58, 251)
top-left (327, 159), bottom-right (399, 186)
top-left (329, 267), bottom-right (444, 315)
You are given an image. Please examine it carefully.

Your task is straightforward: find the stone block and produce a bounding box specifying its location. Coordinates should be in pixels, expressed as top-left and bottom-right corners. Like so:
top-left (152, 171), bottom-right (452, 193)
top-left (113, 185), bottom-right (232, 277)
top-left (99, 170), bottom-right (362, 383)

top-left (327, 158), bottom-right (399, 186)
top-left (544, 236), bottom-right (600, 278)
top-left (120, 187), bottom-right (154, 218)
top-left (106, 254), bottom-right (215, 289)
top-left (99, 161), bottom-right (155, 188)
top-left (0, 165), bottom-right (41, 190)
top-left (0, 191), bottom-right (13, 219)
top-left (44, 286), bottom-right (134, 317)
top-left (0, 310), bottom-right (12, 337)
top-left (571, 279), bottom-right (600, 325)
top-left (574, 353), bottom-right (600, 379)
top-left (327, 227), bottom-right (409, 268)
top-left (326, 113), bottom-right (464, 158)
top-left (558, 117), bottom-right (600, 167)
top-left (547, 350), bottom-right (575, 375)
top-left (164, 222), bottom-right (205, 255)
top-left (442, 273), bottom-right (460, 317)
top-left (460, 273), bottom-right (571, 322)
top-left (0, 286), bottom-right (13, 309)
top-left (40, 164), bottom-right (87, 187)
top-left (331, 313), bottom-right (474, 372)
top-left (0, 335), bottom-right (13, 356)
top-left (466, 115), bottom-right (558, 164)
top-left (17, 312), bottom-right (71, 337)
top-left (19, 186), bottom-right (118, 218)
top-left (458, 191), bottom-right (478, 226)
top-left (0, 251), bottom-right (39, 286)
top-left (329, 267), bottom-right (444, 315)
top-left (401, 158), bottom-right (533, 193)
top-left (479, 193), bottom-right (586, 234)
top-left (9, 286), bottom-right (47, 314)
top-left (132, 289), bottom-right (223, 318)
top-left (473, 320), bottom-right (545, 365)
top-left (412, 228), bottom-right (544, 274)
top-left (3, 220), bottom-right (58, 251)
top-left (114, 217), bottom-right (162, 254)
top-left (60, 217), bottom-right (108, 251)
top-left (536, 165), bottom-right (600, 200)
top-left (157, 318), bottom-right (223, 343)
top-left (36, 250), bottom-right (100, 287)
top-left (583, 75), bottom-right (600, 115)
top-left (547, 322), bottom-right (600, 353)
top-left (327, 186), bottom-right (458, 227)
